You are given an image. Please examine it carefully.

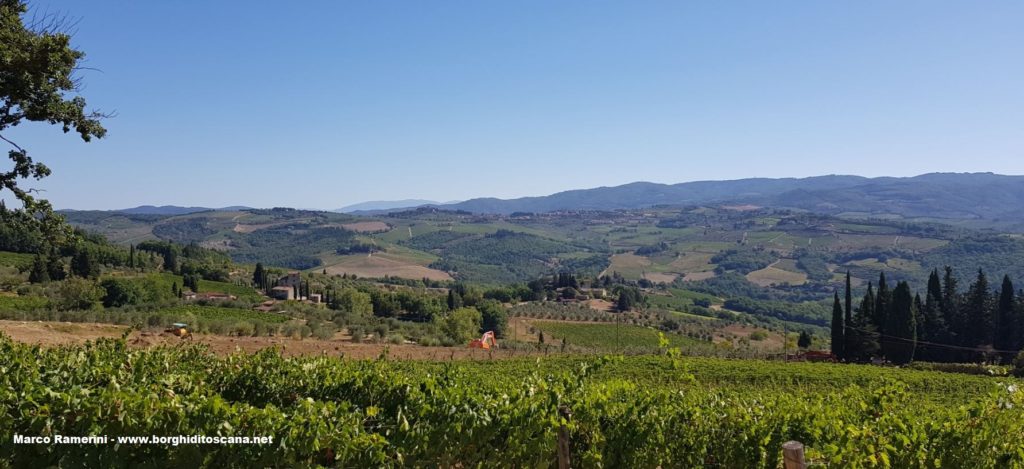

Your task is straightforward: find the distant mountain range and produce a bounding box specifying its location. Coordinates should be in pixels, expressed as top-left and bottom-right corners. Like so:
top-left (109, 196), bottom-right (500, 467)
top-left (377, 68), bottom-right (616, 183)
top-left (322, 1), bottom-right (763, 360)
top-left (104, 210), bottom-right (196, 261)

top-left (58, 173), bottom-right (1024, 224)
top-left (424, 173), bottom-right (1024, 223)
top-left (61, 205), bottom-right (253, 216)
top-left (334, 199), bottom-right (452, 213)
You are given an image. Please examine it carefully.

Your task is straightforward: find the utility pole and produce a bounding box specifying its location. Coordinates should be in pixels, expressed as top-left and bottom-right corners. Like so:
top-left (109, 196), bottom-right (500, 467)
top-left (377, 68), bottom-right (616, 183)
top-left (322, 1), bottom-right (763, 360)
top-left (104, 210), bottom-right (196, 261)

top-left (616, 312), bottom-right (620, 351)
top-left (783, 324), bottom-right (788, 360)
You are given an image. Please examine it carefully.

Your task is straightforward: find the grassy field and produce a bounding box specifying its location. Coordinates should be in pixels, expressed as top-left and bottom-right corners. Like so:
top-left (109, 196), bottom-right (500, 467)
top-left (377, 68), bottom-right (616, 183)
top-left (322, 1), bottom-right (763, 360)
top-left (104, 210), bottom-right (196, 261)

top-left (647, 287), bottom-right (721, 310)
top-left (0, 251), bottom-right (33, 269)
top-left (605, 253), bottom-right (651, 278)
top-left (0, 294), bottom-right (49, 311)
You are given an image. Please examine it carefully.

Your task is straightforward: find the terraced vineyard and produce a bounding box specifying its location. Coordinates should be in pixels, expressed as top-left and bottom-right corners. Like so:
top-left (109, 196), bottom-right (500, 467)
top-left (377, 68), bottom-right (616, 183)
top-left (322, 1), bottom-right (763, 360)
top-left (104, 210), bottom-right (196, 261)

top-left (154, 305), bottom-right (288, 324)
top-left (2, 335), bottom-right (1021, 467)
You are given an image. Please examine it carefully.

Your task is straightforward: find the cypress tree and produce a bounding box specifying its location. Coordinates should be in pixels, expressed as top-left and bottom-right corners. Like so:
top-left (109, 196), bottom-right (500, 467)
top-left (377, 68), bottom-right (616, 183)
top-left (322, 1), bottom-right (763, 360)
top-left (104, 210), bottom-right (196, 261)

top-left (883, 281), bottom-right (917, 364)
top-left (995, 275), bottom-right (1016, 361)
top-left (917, 269), bottom-right (945, 360)
top-left (941, 267), bottom-right (961, 354)
top-left (253, 263), bottom-right (265, 289)
top-left (71, 248), bottom-right (97, 279)
top-left (914, 292), bottom-right (924, 356)
top-left (844, 272), bottom-right (853, 326)
top-left (963, 269), bottom-right (992, 350)
top-left (843, 272), bottom-right (854, 360)
top-left (914, 293), bottom-right (923, 327)
top-left (616, 289), bottom-right (636, 312)
top-left (850, 283), bottom-right (879, 362)
top-left (798, 331), bottom-right (812, 349)
top-left (1016, 290), bottom-right (1024, 352)
top-left (874, 272), bottom-right (890, 334)
top-left (831, 291), bottom-right (844, 359)
top-left (28, 254), bottom-right (49, 283)
top-left (46, 247), bottom-right (65, 281)
top-left (129, 244), bottom-right (135, 268)
top-left (447, 289), bottom-right (463, 310)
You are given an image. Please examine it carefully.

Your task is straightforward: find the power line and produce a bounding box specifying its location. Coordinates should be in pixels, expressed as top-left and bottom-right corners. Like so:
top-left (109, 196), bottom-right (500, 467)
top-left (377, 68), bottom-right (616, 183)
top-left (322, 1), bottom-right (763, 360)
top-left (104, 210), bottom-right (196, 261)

top-left (844, 324), bottom-right (1017, 354)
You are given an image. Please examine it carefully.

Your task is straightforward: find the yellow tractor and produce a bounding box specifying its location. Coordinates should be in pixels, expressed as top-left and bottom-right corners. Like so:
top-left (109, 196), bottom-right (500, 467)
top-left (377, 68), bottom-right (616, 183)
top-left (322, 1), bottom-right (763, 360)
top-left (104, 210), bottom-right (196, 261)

top-left (165, 322), bottom-right (193, 340)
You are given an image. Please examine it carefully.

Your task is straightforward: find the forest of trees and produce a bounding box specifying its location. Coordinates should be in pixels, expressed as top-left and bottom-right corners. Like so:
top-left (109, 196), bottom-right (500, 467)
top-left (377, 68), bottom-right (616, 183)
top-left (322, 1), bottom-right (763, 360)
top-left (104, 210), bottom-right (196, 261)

top-left (832, 268), bottom-right (1024, 364)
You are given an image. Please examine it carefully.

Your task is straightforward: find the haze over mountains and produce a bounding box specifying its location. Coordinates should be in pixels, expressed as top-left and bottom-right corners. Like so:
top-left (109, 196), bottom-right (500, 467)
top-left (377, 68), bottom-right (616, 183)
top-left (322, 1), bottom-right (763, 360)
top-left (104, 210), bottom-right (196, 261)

top-left (334, 199), bottom-right (457, 213)
top-left (73, 173), bottom-right (1024, 225)
top-left (432, 173), bottom-right (1024, 220)
top-left (60, 205), bottom-right (254, 216)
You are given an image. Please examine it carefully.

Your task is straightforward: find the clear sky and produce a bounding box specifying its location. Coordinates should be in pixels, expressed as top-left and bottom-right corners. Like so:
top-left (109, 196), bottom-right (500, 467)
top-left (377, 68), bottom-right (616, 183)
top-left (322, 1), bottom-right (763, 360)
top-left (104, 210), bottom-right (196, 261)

top-left (6, 1), bottom-right (1023, 210)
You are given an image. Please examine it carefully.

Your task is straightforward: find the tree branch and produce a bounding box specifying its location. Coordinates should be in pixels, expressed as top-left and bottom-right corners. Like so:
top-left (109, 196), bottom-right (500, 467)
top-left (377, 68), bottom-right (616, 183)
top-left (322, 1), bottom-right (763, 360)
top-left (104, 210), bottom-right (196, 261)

top-left (0, 134), bottom-right (25, 153)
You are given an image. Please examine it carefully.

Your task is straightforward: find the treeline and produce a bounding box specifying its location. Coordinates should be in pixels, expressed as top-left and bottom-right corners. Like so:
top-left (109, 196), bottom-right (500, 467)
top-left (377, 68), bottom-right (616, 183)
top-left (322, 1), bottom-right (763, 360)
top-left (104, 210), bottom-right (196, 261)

top-left (228, 225), bottom-right (356, 270)
top-left (321, 280), bottom-right (508, 345)
top-left (723, 297), bottom-right (829, 326)
top-left (833, 268), bottom-right (1024, 364)
top-left (711, 248), bottom-right (776, 274)
top-left (413, 229), bottom-right (604, 284)
top-left (136, 240), bottom-right (232, 281)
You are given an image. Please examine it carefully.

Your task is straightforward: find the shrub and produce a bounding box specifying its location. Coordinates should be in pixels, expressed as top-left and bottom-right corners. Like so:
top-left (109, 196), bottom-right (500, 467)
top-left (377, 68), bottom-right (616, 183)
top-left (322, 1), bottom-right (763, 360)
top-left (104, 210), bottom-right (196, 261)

top-left (312, 325), bottom-right (335, 340)
top-left (54, 278), bottom-right (104, 311)
top-left (231, 322), bottom-right (256, 337)
top-left (1014, 351), bottom-right (1024, 377)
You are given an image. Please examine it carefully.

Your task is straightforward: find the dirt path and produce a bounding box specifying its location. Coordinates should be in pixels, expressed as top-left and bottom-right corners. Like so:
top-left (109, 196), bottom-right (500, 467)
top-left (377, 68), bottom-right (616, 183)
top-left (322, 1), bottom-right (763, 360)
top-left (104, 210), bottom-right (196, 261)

top-left (0, 320), bottom-right (539, 360)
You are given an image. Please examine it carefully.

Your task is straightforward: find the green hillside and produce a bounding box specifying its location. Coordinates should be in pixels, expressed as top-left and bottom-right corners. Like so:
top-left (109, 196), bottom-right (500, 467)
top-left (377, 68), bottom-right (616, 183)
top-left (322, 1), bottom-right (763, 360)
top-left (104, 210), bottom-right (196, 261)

top-left (61, 205), bottom-right (1024, 321)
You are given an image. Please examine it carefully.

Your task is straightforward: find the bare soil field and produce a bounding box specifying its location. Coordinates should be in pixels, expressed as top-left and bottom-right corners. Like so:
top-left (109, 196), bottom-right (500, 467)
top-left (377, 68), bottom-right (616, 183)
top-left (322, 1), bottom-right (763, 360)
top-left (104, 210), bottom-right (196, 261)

top-left (0, 320), bottom-right (127, 346)
top-left (643, 272), bottom-right (678, 283)
top-left (585, 299), bottom-right (616, 312)
top-left (322, 253), bottom-right (452, 281)
top-left (0, 320), bottom-right (534, 360)
top-left (681, 271), bottom-right (716, 282)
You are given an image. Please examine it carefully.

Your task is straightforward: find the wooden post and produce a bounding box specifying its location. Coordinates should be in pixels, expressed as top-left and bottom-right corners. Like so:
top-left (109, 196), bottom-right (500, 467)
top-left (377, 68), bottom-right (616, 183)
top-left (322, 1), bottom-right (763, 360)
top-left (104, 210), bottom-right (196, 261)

top-left (557, 405), bottom-right (571, 469)
top-left (782, 440), bottom-right (806, 469)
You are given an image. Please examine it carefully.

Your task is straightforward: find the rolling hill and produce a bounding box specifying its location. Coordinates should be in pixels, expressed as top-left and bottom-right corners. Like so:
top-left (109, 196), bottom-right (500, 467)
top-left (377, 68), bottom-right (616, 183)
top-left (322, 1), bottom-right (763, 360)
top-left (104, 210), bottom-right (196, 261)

top-left (436, 173), bottom-right (1024, 227)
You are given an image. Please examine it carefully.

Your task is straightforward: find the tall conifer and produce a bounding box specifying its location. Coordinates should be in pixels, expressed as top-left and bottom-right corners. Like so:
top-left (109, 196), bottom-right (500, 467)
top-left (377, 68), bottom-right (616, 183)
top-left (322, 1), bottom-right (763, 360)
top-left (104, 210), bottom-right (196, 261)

top-left (831, 291), bottom-right (844, 358)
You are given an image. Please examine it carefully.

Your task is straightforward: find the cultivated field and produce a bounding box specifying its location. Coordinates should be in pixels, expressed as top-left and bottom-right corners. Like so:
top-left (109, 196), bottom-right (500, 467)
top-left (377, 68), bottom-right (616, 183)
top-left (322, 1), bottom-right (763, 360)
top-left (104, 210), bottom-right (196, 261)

top-left (3, 335), bottom-right (1021, 467)
top-left (0, 320), bottom-right (533, 360)
top-left (321, 252), bottom-right (452, 281)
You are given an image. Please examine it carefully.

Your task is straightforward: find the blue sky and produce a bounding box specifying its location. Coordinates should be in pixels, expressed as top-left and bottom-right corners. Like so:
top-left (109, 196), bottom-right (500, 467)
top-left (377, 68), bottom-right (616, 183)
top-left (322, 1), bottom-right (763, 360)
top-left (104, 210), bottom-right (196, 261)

top-left (6, 1), bottom-right (1023, 210)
